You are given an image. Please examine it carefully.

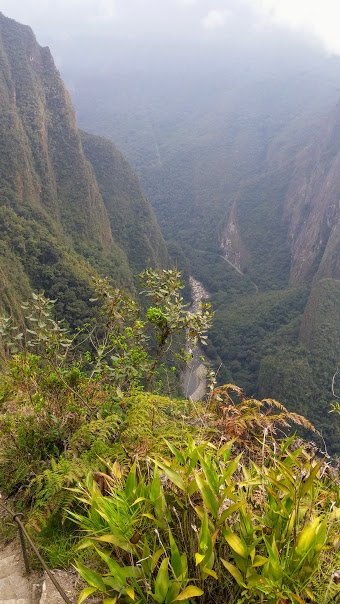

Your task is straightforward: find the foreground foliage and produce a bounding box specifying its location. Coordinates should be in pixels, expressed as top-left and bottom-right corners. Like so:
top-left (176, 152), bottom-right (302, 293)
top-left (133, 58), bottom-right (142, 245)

top-left (0, 269), bottom-right (338, 603)
top-left (0, 269), bottom-right (211, 521)
top-left (72, 437), bottom-right (339, 604)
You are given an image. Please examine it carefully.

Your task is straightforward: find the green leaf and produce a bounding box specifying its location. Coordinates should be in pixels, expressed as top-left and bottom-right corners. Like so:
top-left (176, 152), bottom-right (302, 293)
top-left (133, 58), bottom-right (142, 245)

top-left (164, 439), bottom-right (185, 464)
top-left (202, 566), bottom-right (218, 580)
top-left (218, 501), bottom-right (243, 526)
top-left (290, 594), bottom-right (306, 604)
top-left (155, 558), bottom-right (169, 602)
top-left (220, 559), bottom-right (246, 588)
top-left (154, 460), bottom-right (185, 491)
top-left (195, 473), bottom-right (219, 518)
top-left (132, 497), bottom-right (146, 505)
top-left (125, 462), bottom-right (137, 496)
top-left (125, 587), bottom-right (135, 600)
top-left (78, 587), bottom-right (97, 604)
top-left (252, 555), bottom-right (268, 567)
top-left (218, 439), bottom-right (234, 461)
top-left (299, 462), bottom-right (322, 498)
top-left (295, 517), bottom-right (322, 556)
top-left (195, 553), bottom-right (205, 565)
top-left (199, 456), bottom-right (219, 494)
top-left (174, 586), bottom-right (204, 600)
top-left (165, 582), bottom-right (181, 603)
top-left (224, 454), bottom-right (242, 481)
top-left (151, 548), bottom-right (164, 571)
top-left (75, 561), bottom-right (106, 592)
top-left (169, 529), bottom-right (182, 577)
top-left (224, 530), bottom-right (248, 558)
top-left (94, 534), bottom-right (133, 553)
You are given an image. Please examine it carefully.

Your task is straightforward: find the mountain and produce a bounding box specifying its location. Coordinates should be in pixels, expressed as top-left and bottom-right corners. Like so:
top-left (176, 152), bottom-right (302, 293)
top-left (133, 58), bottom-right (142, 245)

top-left (0, 13), bottom-right (167, 327)
top-left (218, 102), bottom-right (340, 452)
top-left (70, 64), bottom-right (340, 452)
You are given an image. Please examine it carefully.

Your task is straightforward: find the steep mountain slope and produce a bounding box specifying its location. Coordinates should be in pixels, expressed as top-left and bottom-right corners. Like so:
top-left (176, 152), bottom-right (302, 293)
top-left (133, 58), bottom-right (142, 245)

top-left (71, 61), bottom-right (340, 451)
top-left (284, 105), bottom-right (340, 285)
top-left (225, 107), bottom-right (340, 451)
top-left (0, 13), bottom-right (167, 326)
top-left (80, 131), bottom-right (167, 273)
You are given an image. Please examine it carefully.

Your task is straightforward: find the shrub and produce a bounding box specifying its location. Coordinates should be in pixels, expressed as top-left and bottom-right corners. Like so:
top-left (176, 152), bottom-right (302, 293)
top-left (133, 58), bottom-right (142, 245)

top-left (71, 436), bottom-right (339, 603)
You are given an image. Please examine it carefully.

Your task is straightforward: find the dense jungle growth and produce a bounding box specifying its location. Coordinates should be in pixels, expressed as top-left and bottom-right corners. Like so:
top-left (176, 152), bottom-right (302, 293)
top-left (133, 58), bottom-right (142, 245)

top-left (0, 270), bottom-right (338, 604)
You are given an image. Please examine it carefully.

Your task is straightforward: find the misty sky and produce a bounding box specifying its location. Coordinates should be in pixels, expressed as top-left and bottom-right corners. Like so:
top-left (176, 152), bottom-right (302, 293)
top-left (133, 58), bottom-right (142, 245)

top-left (1, 0), bottom-right (340, 58)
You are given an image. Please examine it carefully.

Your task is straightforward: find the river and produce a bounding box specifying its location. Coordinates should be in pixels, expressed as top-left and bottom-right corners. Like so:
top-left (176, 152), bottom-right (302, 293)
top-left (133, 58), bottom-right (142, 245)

top-left (181, 276), bottom-right (210, 402)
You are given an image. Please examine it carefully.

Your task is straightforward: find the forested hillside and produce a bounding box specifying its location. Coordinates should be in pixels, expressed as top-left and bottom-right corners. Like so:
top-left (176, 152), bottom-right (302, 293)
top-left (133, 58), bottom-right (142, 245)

top-left (0, 13), bottom-right (167, 329)
top-left (72, 64), bottom-right (340, 452)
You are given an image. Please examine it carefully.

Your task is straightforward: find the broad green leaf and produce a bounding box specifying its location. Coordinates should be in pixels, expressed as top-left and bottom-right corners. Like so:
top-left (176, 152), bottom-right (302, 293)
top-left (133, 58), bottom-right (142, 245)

top-left (305, 587), bottom-right (315, 600)
top-left (198, 511), bottom-right (213, 554)
top-left (103, 577), bottom-right (122, 591)
top-left (169, 529), bottom-right (182, 577)
top-left (195, 473), bottom-right (219, 518)
top-left (218, 439), bottom-right (234, 461)
top-left (125, 462), bottom-right (137, 496)
top-left (165, 582), bottom-right (181, 603)
top-left (103, 599), bottom-right (117, 604)
top-left (155, 558), bottom-right (169, 602)
top-left (94, 534), bottom-right (133, 553)
top-left (126, 587), bottom-right (135, 600)
top-left (220, 559), bottom-right (246, 587)
top-left (274, 460), bottom-right (295, 488)
top-left (295, 517), bottom-right (321, 556)
top-left (224, 454), bottom-right (242, 481)
top-left (195, 553), bottom-right (205, 565)
top-left (174, 586), bottom-right (204, 600)
top-left (154, 460), bottom-right (185, 491)
top-left (94, 549), bottom-right (125, 585)
top-left (78, 587), bottom-right (97, 604)
top-left (164, 439), bottom-right (185, 464)
top-left (252, 555), bottom-right (268, 567)
top-left (200, 456), bottom-right (219, 494)
top-left (75, 561), bottom-right (106, 592)
top-left (202, 566), bottom-right (218, 580)
top-left (299, 462), bottom-right (322, 498)
top-left (188, 477), bottom-right (198, 496)
top-left (263, 537), bottom-right (282, 581)
top-left (218, 501), bottom-right (243, 526)
top-left (150, 467), bottom-right (162, 503)
top-left (151, 548), bottom-right (164, 571)
top-left (224, 530), bottom-right (248, 558)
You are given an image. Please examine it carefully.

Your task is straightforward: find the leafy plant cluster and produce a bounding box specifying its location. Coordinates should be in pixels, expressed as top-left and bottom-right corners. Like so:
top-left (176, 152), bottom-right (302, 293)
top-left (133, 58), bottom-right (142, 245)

top-left (72, 435), bottom-right (339, 604)
top-left (0, 269), bottom-right (338, 603)
top-left (0, 269), bottom-right (211, 517)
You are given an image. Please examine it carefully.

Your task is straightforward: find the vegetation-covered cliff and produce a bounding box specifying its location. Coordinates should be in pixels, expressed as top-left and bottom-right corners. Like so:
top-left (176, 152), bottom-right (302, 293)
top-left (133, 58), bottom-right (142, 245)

top-left (73, 66), bottom-right (340, 452)
top-left (0, 12), bottom-right (167, 327)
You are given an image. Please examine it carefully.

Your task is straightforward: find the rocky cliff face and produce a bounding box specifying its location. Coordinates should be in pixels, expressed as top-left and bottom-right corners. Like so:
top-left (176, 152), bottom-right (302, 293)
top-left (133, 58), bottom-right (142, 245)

top-left (0, 13), bottom-right (167, 324)
top-left (284, 105), bottom-right (340, 286)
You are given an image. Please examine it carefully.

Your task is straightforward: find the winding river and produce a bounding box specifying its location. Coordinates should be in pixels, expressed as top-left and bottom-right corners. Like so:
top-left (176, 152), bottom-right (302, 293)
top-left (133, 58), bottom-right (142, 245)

top-left (182, 277), bottom-right (209, 402)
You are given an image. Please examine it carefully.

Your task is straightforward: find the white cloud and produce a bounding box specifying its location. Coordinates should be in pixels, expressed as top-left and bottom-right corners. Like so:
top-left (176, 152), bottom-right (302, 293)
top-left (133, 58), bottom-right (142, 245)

top-left (201, 8), bottom-right (231, 30)
top-left (246, 0), bottom-right (340, 54)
